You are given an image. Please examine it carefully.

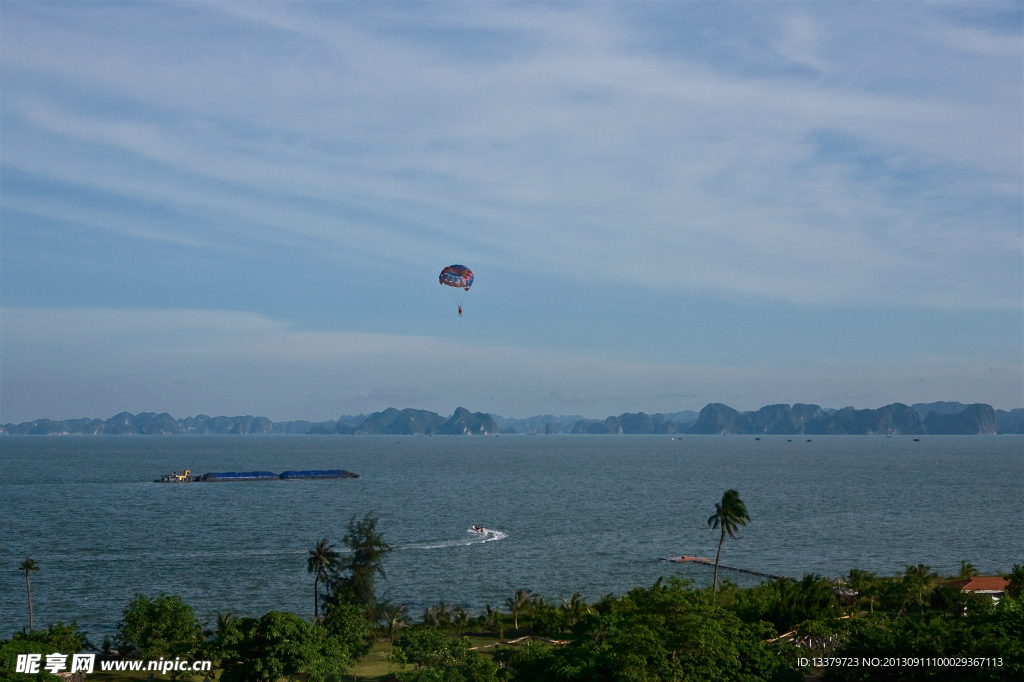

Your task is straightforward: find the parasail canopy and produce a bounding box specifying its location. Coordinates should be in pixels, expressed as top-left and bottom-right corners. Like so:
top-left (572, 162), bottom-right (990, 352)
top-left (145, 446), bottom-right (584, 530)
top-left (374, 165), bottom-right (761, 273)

top-left (439, 264), bottom-right (474, 291)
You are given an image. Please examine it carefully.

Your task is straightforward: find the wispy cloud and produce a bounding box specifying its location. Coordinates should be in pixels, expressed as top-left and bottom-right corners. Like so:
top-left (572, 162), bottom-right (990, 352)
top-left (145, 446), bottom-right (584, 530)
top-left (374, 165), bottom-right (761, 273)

top-left (1, 3), bottom-right (1020, 418)
top-left (774, 13), bottom-right (827, 73)
top-left (2, 2), bottom-right (1019, 308)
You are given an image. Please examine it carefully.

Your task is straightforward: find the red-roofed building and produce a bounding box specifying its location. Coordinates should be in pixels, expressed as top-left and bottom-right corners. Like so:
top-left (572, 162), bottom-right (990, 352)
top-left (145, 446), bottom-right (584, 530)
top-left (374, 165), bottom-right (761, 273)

top-left (942, 576), bottom-right (1008, 598)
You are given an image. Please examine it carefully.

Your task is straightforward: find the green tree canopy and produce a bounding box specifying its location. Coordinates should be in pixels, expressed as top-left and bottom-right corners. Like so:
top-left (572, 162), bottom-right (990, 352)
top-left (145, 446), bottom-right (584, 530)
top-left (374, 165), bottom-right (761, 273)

top-left (13, 622), bottom-right (88, 653)
top-left (390, 628), bottom-right (498, 682)
top-left (821, 595), bottom-right (1024, 681)
top-left (0, 639), bottom-right (55, 682)
top-left (753, 574), bottom-right (841, 634)
top-left (3, 620), bottom-right (90, 680)
top-left (218, 611), bottom-right (352, 682)
top-left (201, 612), bottom-right (241, 666)
top-left (328, 513), bottom-right (392, 609)
top-left (115, 594), bottom-right (202, 659)
top-left (320, 603), bottom-right (375, 659)
top-left (496, 578), bottom-right (801, 682)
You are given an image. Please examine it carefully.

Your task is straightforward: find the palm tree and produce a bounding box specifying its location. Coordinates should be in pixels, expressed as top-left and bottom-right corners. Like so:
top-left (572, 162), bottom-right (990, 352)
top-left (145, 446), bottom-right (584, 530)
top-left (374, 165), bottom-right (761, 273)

top-left (560, 591), bottom-right (590, 627)
top-left (483, 605), bottom-right (504, 639)
top-left (307, 538), bottom-right (340, 621)
top-left (205, 612), bottom-right (237, 664)
top-left (505, 589), bottom-right (533, 631)
top-left (1004, 564), bottom-right (1024, 599)
top-left (904, 564), bottom-right (936, 614)
top-left (958, 561), bottom-right (980, 579)
top-left (215, 612), bottom-right (235, 636)
top-left (425, 601), bottom-right (442, 627)
top-left (377, 602), bottom-right (407, 638)
top-left (707, 489), bottom-right (750, 596)
top-left (846, 569), bottom-right (878, 613)
top-left (19, 558), bottom-right (40, 631)
top-left (452, 608), bottom-right (470, 636)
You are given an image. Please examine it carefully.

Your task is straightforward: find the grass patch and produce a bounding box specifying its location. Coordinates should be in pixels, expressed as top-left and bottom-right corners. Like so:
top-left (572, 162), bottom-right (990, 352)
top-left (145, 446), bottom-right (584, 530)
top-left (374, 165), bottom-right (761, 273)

top-left (80, 634), bottom-right (510, 682)
top-left (347, 639), bottom-right (394, 681)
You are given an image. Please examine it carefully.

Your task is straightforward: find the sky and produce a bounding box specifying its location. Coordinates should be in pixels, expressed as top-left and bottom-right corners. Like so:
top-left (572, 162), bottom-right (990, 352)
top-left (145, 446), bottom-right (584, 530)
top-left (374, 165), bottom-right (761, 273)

top-left (1, 1), bottom-right (1021, 423)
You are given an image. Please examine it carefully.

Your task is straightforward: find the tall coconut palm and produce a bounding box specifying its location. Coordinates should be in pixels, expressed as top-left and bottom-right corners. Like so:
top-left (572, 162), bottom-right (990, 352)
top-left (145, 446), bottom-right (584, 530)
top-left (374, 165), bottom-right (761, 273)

top-left (707, 489), bottom-right (750, 596)
top-left (307, 538), bottom-right (340, 622)
top-left (19, 558), bottom-right (39, 631)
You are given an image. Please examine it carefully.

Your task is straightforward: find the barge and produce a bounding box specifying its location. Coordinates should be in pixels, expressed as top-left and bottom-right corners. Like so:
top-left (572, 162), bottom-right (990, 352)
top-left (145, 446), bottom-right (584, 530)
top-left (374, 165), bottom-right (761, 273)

top-left (155, 469), bottom-right (358, 482)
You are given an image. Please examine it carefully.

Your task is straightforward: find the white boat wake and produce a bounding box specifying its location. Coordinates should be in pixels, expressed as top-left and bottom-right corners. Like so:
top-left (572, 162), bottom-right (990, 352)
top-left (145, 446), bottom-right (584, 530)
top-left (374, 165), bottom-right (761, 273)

top-left (402, 528), bottom-right (507, 550)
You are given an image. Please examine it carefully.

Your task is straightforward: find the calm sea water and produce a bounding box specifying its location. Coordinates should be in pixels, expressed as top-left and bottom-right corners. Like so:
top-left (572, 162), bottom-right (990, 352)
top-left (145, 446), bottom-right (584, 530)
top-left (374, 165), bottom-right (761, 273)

top-left (1, 435), bottom-right (1021, 640)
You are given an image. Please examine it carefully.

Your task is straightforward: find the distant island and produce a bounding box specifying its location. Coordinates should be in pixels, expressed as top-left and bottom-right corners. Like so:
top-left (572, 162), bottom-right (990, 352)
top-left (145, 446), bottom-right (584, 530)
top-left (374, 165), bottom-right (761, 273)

top-left (2, 401), bottom-right (1022, 436)
top-left (562, 401), bottom-right (1020, 435)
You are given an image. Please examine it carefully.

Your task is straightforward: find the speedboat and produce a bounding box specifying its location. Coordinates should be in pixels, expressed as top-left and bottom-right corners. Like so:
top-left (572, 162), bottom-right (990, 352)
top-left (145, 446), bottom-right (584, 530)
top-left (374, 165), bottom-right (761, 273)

top-left (471, 525), bottom-right (487, 533)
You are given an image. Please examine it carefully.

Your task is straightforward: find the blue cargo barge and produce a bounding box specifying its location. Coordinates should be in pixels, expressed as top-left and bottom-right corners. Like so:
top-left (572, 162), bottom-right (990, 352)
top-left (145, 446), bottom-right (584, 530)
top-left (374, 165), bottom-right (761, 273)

top-left (279, 469), bottom-right (355, 479)
top-left (156, 469), bottom-right (359, 482)
top-left (198, 471), bottom-right (279, 481)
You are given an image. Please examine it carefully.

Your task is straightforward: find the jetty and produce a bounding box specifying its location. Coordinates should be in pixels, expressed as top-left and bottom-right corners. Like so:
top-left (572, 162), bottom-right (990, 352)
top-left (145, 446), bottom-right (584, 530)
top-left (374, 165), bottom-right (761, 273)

top-left (662, 555), bottom-right (783, 580)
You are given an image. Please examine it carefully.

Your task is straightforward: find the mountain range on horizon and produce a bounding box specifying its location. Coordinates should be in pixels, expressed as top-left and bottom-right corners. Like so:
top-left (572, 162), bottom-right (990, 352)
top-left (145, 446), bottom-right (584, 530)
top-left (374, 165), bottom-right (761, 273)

top-left (2, 401), bottom-right (1022, 436)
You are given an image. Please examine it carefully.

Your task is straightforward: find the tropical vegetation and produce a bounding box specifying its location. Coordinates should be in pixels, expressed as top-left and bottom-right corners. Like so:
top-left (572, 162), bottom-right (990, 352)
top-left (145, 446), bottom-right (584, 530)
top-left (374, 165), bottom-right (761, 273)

top-left (325, 513), bottom-right (393, 610)
top-left (6, 514), bottom-right (1023, 682)
top-left (115, 594), bottom-right (203, 660)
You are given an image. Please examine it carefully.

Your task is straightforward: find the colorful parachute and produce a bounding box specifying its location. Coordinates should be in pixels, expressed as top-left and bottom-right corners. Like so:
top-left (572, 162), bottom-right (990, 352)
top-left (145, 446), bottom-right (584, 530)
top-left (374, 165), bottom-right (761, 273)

top-left (439, 265), bottom-right (474, 291)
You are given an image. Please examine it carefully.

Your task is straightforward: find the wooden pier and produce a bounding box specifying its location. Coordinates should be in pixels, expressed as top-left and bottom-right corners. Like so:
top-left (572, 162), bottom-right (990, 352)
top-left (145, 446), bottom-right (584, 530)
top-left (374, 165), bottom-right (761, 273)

top-left (662, 555), bottom-right (783, 580)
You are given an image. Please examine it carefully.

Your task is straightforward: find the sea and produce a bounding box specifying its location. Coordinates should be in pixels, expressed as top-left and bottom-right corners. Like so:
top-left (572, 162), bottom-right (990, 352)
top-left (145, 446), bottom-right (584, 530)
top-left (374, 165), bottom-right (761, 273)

top-left (1, 434), bottom-right (1021, 641)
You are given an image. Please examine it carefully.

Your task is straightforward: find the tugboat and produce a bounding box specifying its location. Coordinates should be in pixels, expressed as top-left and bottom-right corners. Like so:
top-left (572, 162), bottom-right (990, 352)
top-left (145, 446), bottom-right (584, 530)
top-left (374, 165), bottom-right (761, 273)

top-left (154, 469), bottom-right (192, 483)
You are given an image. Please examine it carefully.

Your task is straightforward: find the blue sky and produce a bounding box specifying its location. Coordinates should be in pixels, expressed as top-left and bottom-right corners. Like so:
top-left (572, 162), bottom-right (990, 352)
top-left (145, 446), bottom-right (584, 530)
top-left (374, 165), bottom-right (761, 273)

top-left (1, 1), bottom-right (1021, 422)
